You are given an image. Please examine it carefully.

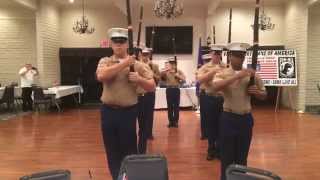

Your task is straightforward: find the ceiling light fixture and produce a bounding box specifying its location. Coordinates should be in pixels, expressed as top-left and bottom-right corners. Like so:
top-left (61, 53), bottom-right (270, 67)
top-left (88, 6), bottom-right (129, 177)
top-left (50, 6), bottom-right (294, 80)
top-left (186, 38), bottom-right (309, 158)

top-left (72, 0), bottom-right (95, 34)
top-left (251, 0), bottom-right (275, 31)
top-left (154, 0), bottom-right (184, 19)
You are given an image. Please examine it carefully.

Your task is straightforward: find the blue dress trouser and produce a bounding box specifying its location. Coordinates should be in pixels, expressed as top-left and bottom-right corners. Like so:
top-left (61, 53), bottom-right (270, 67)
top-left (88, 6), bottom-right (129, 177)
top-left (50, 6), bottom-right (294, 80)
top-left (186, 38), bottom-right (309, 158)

top-left (145, 92), bottom-right (156, 138)
top-left (138, 92), bottom-right (156, 154)
top-left (101, 104), bottom-right (138, 180)
top-left (137, 95), bottom-right (148, 154)
top-left (199, 92), bottom-right (208, 138)
top-left (206, 95), bottom-right (223, 154)
top-left (166, 87), bottom-right (180, 124)
top-left (219, 112), bottom-right (254, 180)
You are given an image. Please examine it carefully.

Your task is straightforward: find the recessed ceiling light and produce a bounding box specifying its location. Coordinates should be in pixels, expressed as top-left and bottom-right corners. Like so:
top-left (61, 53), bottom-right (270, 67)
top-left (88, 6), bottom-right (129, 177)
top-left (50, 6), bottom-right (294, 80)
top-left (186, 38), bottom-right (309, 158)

top-left (69, 0), bottom-right (74, 3)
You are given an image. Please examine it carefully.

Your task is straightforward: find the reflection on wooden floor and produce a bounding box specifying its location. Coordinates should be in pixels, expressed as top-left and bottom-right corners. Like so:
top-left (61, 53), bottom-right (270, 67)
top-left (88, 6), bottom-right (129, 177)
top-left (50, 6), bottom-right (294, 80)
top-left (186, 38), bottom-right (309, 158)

top-left (0, 107), bottom-right (319, 180)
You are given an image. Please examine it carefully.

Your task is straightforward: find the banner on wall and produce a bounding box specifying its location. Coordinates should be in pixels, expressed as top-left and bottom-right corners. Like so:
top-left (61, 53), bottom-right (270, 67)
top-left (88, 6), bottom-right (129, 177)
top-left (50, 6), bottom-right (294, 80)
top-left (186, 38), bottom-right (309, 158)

top-left (221, 49), bottom-right (298, 86)
top-left (100, 39), bottom-right (109, 48)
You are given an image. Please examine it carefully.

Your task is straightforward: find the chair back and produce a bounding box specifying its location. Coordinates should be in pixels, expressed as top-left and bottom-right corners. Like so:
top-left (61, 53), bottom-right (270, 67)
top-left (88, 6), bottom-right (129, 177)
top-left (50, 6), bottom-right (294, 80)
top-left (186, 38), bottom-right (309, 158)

top-left (118, 154), bottom-right (169, 180)
top-left (33, 87), bottom-right (46, 101)
top-left (19, 169), bottom-right (71, 180)
top-left (11, 82), bottom-right (18, 87)
top-left (1, 86), bottom-right (14, 104)
top-left (226, 164), bottom-right (281, 180)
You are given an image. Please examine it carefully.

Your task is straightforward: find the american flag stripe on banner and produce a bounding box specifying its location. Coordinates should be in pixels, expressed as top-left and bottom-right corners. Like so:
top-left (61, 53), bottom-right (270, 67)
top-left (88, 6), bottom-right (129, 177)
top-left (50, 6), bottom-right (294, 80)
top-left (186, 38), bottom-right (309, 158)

top-left (256, 62), bottom-right (277, 79)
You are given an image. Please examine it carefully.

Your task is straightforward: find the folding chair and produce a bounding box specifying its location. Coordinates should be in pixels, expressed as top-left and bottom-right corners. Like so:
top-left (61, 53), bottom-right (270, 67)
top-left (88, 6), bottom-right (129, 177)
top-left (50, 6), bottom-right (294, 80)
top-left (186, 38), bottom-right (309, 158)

top-left (33, 86), bottom-right (52, 112)
top-left (226, 164), bottom-right (281, 180)
top-left (19, 169), bottom-right (71, 180)
top-left (10, 82), bottom-right (23, 109)
top-left (118, 154), bottom-right (169, 180)
top-left (0, 86), bottom-right (14, 111)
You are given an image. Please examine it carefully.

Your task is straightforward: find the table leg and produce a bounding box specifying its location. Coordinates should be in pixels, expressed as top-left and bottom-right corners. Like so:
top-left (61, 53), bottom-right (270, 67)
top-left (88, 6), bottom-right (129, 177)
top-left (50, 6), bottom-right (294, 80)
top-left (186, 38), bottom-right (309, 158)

top-left (55, 102), bottom-right (61, 112)
top-left (72, 94), bottom-right (79, 106)
top-left (50, 95), bottom-right (61, 112)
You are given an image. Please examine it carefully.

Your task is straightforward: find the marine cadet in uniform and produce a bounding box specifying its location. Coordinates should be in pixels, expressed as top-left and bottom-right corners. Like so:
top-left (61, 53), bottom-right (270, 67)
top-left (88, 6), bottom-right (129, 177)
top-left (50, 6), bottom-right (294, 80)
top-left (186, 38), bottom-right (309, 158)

top-left (136, 47), bottom-right (148, 154)
top-left (161, 58), bottom-right (186, 128)
top-left (196, 45), bottom-right (226, 161)
top-left (159, 61), bottom-right (170, 87)
top-left (212, 42), bottom-right (267, 180)
top-left (141, 48), bottom-right (160, 140)
top-left (136, 48), bottom-right (160, 154)
top-left (96, 28), bottom-right (156, 180)
top-left (196, 53), bottom-right (211, 141)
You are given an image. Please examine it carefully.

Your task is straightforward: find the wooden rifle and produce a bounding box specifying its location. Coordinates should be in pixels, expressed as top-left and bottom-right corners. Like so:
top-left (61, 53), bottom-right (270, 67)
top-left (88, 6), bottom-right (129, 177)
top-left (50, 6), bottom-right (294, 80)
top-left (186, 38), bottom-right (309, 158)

top-left (213, 25), bottom-right (216, 45)
top-left (150, 26), bottom-right (155, 60)
top-left (228, 8), bottom-right (232, 44)
top-left (172, 35), bottom-right (178, 73)
top-left (227, 8), bottom-right (232, 66)
top-left (126, 0), bottom-right (135, 72)
top-left (249, 0), bottom-right (260, 86)
top-left (136, 6), bottom-right (143, 48)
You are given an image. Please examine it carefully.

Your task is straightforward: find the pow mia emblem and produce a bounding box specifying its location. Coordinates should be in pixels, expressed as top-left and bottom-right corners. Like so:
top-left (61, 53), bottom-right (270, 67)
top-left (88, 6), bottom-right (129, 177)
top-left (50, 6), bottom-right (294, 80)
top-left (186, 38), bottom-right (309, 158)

top-left (279, 57), bottom-right (296, 78)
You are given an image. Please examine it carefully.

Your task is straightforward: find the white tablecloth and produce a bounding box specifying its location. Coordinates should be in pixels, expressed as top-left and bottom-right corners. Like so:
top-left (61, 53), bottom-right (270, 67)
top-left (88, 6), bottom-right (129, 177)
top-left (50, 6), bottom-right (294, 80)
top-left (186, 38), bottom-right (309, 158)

top-left (0, 87), bottom-right (22, 99)
top-left (44, 85), bottom-right (83, 103)
top-left (155, 87), bottom-right (198, 109)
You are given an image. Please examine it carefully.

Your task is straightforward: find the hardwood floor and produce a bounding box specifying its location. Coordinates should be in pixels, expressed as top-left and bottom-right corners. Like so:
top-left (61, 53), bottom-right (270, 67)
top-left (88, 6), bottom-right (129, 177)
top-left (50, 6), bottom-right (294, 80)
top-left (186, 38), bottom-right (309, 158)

top-left (0, 107), bottom-right (319, 180)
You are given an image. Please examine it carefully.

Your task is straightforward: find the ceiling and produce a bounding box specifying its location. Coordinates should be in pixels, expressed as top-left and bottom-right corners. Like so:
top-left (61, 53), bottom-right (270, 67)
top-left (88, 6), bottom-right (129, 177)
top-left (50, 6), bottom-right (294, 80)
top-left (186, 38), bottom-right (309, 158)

top-left (54, 0), bottom-right (211, 7)
top-left (140, 0), bottom-right (212, 6)
top-left (222, 0), bottom-right (288, 5)
top-left (0, 0), bottom-right (290, 10)
top-left (53, 0), bottom-right (288, 7)
top-left (54, 0), bottom-right (112, 7)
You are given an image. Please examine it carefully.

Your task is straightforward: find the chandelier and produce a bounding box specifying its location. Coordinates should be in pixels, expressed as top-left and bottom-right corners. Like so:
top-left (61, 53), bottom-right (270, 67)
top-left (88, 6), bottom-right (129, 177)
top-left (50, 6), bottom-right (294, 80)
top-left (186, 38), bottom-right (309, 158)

top-left (73, 0), bottom-right (94, 34)
top-left (154, 0), bottom-right (184, 19)
top-left (258, 11), bottom-right (275, 31)
top-left (251, 0), bottom-right (275, 31)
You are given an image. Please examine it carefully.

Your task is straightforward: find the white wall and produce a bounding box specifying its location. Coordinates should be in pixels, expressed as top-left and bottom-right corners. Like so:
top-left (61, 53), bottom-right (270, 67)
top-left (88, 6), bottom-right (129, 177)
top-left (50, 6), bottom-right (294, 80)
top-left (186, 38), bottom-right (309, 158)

top-left (59, 4), bottom-right (207, 83)
top-left (59, 5), bottom-right (127, 47)
top-left (36, 0), bottom-right (60, 87)
top-left (306, 5), bottom-right (320, 108)
top-left (282, 0), bottom-right (309, 111)
top-left (206, 4), bottom-right (285, 45)
top-left (0, 6), bottom-right (36, 86)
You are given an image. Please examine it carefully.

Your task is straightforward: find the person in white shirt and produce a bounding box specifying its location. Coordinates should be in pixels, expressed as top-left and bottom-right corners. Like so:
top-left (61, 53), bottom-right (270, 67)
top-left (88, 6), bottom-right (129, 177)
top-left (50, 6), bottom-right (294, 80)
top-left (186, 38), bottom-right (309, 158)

top-left (19, 63), bottom-right (39, 111)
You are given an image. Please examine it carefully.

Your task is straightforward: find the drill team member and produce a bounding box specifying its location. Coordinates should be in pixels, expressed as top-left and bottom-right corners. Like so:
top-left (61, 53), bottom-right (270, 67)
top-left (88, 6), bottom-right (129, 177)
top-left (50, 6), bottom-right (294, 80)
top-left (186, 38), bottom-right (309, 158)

top-left (141, 48), bottom-right (160, 140)
top-left (96, 28), bottom-right (156, 180)
top-left (161, 58), bottom-right (186, 128)
top-left (136, 48), bottom-right (160, 154)
top-left (197, 54), bottom-right (211, 140)
top-left (136, 47), bottom-right (149, 154)
top-left (212, 42), bottom-right (267, 180)
top-left (196, 45), bottom-right (226, 160)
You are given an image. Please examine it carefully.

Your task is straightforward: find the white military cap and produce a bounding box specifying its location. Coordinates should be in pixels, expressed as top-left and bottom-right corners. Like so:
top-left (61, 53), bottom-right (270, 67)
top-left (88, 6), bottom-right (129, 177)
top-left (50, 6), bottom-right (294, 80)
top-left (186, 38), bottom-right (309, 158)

top-left (227, 42), bottom-right (250, 52)
top-left (168, 57), bottom-right (175, 61)
top-left (211, 44), bottom-right (226, 51)
top-left (107, 28), bottom-right (128, 39)
top-left (202, 54), bottom-right (211, 60)
top-left (168, 57), bottom-right (177, 64)
top-left (134, 42), bottom-right (145, 49)
top-left (142, 48), bottom-right (151, 53)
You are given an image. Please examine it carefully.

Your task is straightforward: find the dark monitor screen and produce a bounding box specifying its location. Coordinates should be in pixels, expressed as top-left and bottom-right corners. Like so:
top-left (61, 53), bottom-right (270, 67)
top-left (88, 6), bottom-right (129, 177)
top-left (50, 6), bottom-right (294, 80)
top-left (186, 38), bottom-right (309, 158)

top-left (145, 26), bottom-right (193, 54)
